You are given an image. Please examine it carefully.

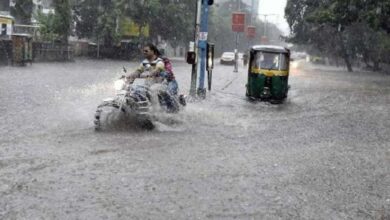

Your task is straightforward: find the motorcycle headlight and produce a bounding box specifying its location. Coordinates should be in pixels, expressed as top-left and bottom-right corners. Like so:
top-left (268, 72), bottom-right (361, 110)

top-left (114, 79), bottom-right (125, 91)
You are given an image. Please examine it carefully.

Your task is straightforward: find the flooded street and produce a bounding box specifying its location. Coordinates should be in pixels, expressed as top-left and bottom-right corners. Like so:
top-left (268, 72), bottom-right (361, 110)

top-left (0, 59), bottom-right (389, 219)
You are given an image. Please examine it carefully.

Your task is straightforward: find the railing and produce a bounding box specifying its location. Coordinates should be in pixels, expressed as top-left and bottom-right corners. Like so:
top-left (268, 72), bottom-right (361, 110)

top-left (33, 42), bottom-right (74, 62)
top-left (0, 39), bottom-right (11, 65)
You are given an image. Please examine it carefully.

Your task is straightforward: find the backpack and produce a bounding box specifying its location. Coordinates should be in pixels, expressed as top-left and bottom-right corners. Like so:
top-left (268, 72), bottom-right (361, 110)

top-left (161, 57), bottom-right (173, 73)
top-left (161, 56), bottom-right (175, 81)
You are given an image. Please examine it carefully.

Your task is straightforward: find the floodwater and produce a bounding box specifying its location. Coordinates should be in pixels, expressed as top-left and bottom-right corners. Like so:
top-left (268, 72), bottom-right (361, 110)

top-left (0, 58), bottom-right (389, 219)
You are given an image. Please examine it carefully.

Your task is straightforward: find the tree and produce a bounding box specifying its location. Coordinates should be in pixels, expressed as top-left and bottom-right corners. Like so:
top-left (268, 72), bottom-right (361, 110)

top-left (53, 0), bottom-right (71, 44)
top-left (285, 0), bottom-right (390, 72)
top-left (35, 0), bottom-right (71, 44)
top-left (10, 0), bottom-right (33, 24)
top-left (73, 0), bottom-right (120, 57)
top-left (119, 0), bottom-right (160, 44)
top-left (150, 0), bottom-right (196, 47)
top-left (35, 11), bottom-right (59, 42)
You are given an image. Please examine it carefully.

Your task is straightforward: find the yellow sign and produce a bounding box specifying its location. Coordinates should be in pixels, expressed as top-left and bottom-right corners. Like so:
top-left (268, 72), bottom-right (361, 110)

top-left (120, 17), bottom-right (149, 37)
top-left (0, 17), bottom-right (13, 24)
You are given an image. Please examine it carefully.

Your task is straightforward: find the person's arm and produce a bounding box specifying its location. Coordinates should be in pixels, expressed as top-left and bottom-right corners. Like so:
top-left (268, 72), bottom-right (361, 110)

top-left (126, 64), bottom-right (144, 81)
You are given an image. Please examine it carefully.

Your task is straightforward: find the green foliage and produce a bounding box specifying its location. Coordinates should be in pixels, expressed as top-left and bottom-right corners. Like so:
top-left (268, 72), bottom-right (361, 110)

top-left (73, 0), bottom-right (195, 48)
top-left (285, 0), bottom-right (390, 71)
top-left (71, 0), bottom-right (284, 56)
top-left (35, 11), bottom-right (59, 42)
top-left (73, 0), bottom-right (120, 46)
top-left (34, 0), bottom-right (71, 43)
top-left (53, 0), bottom-right (71, 43)
top-left (151, 0), bottom-right (196, 45)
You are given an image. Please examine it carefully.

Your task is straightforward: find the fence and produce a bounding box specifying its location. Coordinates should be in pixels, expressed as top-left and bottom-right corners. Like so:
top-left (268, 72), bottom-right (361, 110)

top-left (0, 39), bottom-right (11, 65)
top-left (33, 42), bottom-right (74, 62)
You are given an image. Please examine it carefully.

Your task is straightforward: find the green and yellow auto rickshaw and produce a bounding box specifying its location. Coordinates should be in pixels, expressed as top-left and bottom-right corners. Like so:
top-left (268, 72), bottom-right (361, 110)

top-left (246, 45), bottom-right (291, 103)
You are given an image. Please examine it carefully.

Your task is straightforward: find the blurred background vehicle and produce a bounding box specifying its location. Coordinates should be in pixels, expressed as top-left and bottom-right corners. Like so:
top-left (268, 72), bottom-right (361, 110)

top-left (220, 52), bottom-right (235, 65)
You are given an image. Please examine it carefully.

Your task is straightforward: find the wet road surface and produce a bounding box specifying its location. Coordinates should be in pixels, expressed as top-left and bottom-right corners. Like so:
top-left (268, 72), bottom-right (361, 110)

top-left (0, 59), bottom-right (389, 219)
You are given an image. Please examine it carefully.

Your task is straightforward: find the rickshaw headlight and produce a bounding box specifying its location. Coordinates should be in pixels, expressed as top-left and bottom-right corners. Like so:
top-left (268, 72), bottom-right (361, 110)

top-left (291, 61), bottom-right (299, 69)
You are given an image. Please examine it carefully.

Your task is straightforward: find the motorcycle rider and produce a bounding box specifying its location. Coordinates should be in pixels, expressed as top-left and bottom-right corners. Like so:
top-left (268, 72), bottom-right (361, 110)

top-left (126, 43), bottom-right (178, 95)
top-left (126, 43), bottom-right (164, 81)
top-left (125, 43), bottom-right (182, 110)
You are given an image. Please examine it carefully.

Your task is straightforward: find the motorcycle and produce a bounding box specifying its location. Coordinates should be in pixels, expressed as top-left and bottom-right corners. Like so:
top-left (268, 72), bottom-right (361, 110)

top-left (94, 68), bottom-right (186, 130)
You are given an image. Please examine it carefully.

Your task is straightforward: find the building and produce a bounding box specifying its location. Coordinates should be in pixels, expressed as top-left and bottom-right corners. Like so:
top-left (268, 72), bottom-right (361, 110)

top-left (0, 14), bottom-right (14, 39)
top-left (0, 0), bottom-right (10, 15)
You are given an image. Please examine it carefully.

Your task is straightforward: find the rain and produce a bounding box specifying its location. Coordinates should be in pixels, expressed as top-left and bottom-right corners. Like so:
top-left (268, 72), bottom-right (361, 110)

top-left (0, 0), bottom-right (389, 219)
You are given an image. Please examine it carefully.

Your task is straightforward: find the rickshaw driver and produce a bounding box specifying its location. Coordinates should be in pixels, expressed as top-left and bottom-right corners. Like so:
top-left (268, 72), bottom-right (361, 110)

top-left (258, 53), bottom-right (279, 70)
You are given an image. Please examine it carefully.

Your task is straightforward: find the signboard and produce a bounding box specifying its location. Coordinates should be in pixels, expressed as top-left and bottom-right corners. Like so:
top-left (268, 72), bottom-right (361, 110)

top-left (232, 12), bottom-right (246, 32)
top-left (246, 26), bottom-right (256, 38)
top-left (0, 17), bottom-right (13, 24)
top-left (120, 17), bottom-right (149, 37)
top-left (260, 36), bottom-right (268, 44)
top-left (199, 32), bottom-right (208, 41)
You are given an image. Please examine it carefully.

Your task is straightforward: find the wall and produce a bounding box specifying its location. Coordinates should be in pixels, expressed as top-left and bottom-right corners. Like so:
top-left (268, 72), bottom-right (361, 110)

top-left (0, 16), bottom-right (13, 39)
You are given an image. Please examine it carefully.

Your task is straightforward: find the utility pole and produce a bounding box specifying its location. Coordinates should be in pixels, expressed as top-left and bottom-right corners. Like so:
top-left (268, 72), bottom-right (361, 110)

top-left (189, 0), bottom-right (201, 97)
top-left (196, 0), bottom-right (211, 98)
top-left (257, 14), bottom-right (278, 43)
top-left (250, 0), bottom-right (257, 25)
top-left (97, 0), bottom-right (102, 59)
top-left (247, 0), bottom-right (256, 51)
top-left (233, 0), bottom-right (241, 73)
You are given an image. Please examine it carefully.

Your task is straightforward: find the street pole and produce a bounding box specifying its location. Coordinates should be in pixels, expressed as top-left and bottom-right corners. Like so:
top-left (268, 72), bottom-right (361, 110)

top-left (234, 33), bottom-right (238, 72)
top-left (264, 15), bottom-right (267, 37)
top-left (257, 14), bottom-right (278, 43)
top-left (97, 0), bottom-right (102, 58)
top-left (190, 0), bottom-right (202, 97)
top-left (196, 0), bottom-right (209, 98)
top-left (251, 0), bottom-right (256, 25)
top-left (233, 0), bottom-right (241, 73)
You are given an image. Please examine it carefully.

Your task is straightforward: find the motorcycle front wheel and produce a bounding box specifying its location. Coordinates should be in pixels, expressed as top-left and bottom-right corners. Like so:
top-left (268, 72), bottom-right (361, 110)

top-left (94, 103), bottom-right (124, 131)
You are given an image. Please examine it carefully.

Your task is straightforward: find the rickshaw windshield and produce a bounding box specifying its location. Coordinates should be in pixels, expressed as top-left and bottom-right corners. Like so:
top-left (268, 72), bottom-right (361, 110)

top-left (252, 52), bottom-right (289, 70)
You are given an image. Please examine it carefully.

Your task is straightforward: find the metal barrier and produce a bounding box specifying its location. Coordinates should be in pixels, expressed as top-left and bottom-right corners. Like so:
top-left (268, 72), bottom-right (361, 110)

top-left (33, 42), bottom-right (74, 62)
top-left (0, 39), bottom-right (11, 65)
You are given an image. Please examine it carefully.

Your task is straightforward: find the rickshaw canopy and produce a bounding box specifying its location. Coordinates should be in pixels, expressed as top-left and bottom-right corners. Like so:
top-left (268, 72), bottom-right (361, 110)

top-left (251, 45), bottom-right (290, 54)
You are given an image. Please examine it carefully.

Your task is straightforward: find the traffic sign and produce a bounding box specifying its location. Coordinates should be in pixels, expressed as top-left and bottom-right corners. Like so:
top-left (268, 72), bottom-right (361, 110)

top-left (246, 26), bottom-right (256, 38)
top-left (232, 12), bottom-right (246, 32)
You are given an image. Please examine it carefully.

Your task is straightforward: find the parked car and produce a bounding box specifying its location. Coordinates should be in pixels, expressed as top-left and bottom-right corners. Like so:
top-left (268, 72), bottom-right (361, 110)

top-left (220, 52), bottom-right (235, 65)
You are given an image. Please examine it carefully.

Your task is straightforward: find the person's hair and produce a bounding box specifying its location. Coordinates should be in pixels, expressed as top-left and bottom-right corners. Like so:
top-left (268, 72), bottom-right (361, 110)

top-left (144, 43), bottom-right (161, 56)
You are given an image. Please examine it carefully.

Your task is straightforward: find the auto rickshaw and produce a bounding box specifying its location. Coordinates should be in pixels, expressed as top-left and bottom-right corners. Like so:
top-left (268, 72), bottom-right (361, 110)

top-left (246, 45), bottom-right (290, 103)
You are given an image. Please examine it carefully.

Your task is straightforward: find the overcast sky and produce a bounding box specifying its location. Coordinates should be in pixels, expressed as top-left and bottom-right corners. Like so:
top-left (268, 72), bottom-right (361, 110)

top-left (257, 0), bottom-right (290, 35)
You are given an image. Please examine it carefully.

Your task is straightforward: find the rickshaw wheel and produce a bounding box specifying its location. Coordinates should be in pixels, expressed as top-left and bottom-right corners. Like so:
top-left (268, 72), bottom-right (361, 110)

top-left (245, 86), bottom-right (253, 99)
top-left (245, 94), bottom-right (256, 102)
top-left (270, 99), bottom-right (284, 104)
